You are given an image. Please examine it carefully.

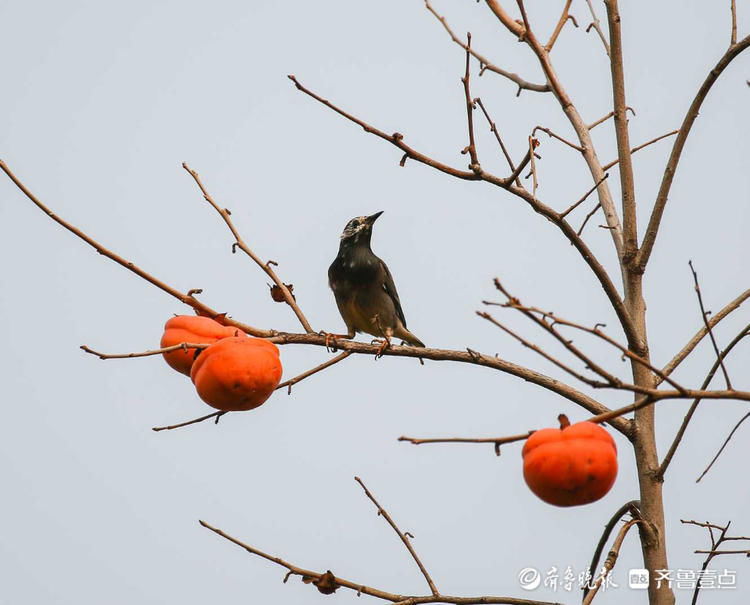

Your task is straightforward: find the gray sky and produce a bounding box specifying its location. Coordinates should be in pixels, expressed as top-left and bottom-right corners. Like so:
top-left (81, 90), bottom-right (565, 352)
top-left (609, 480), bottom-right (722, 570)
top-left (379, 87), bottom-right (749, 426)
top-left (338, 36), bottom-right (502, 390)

top-left (1, 1), bottom-right (749, 604)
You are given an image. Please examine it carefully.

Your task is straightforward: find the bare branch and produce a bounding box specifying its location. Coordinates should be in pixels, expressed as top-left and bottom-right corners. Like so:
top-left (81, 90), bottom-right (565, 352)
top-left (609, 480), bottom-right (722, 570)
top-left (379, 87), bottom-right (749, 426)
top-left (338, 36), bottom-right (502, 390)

top-left (182, 163), bottom-right (314, 333)
top-left (527, 136), bottom-right (538, 200)
top-left (560, 173), bottom-right (609, 219)
top-left (532, 126), bottom-right (584, 152)
top-left (81, 342), bottom-right (211, 360)
top-left (545, 0), bottom-right (575, 52)
top-left (152, 412), bottom-right (225, 432)
top-left (583, 501), bottom-right (642, 601)
top-left (731, 0), bottom-right (738, 45)
top-left (583, 519), bottom-right (642, 605)
top-left (277, 351), bottom-right (352, 394)
top-left (660, 288), bottom-right (750, 382)
top-left (398, 433), bottom-right (532, 452)
top-left (425, 1), bottom-right (550, 94)
top-left (199, 519), bottom-right (562, 605)
top-left (355, 477), bottom-right (439, 595)
top-left (696, 411), bottom-right (750, 483)
top-left (637, 33), bottom-right (750, 271)
top-left (657, 323), bottom-right (750, 479)
top-left (587, 107), bottom-right (635, 131)
top-left (460, 33), bottom-right (480, 172)
top-left (152, 351), bottom-right (353, 431)
top-left (0, 160), bottom-right (271, 338)
top-left (604, 0), bottom-right (637, 260)
top-left (473, 98), bottom-right (518, 183)
top-left (688, 261), bottom-right (733, 389)
top-left (584, 0), bottom-right (611, 56)
top-left (601, 130), bottom-right (679, 171)
top-left (577, 203), bottom-right (602, 237)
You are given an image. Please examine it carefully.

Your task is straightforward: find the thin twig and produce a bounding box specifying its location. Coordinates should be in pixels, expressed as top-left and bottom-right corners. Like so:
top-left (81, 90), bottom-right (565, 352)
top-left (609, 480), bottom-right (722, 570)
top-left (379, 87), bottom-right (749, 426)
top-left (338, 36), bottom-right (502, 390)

top-left (577, 203), bottom-right (602, 236)
top-left (477, 311), bottom-right (605, 388)
top-left (0, 160), bottom-right (271, 338)
top-left (152, 352), bottom-right (354, 431)
top-left (461, 34), bottom-right (480, 172)
top-left (474, 97), bottom-right (518, 182)
top-left (586, 107), bottom-right (635, 131)
top-left (532, 126), bottom-right (583, 152)
top-left (545, 0), bottom-right (574, 52)
top-left (398, 433), bottom-right (533, 451)
top-left (696, 412), bottom-right (750, 483)
top-left (601, 130), bottom-right (679, 171)
top-left (81, 342), bottom-right (211, 360)
top-left (584, 0), bottom-right (611, 56)
top-left (689, 261), bottom-right (733, 389)
top-left (657, 323), bottom-right (750, 479)
top-left (731, 0), bottom-right (738, 45)
top-left (425, 0), bottom-right (551, 94)
top-left (182, 163), bottom-right (314, 334)
top-left (527, 137), bottom-right (538, 200)
top-left (152, 412), bottom-right (225, 432)
top-left (560, 173), bottom-right (609, 219)
top-left (354, 477), bottom-right (439, 596)
top-left (199, 519), bottom-right (560, 605)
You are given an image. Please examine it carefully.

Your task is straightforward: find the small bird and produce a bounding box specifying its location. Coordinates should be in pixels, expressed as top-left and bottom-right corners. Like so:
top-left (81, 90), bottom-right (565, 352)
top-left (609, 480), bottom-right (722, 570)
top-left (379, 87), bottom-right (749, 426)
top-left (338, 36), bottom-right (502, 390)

top-left (328, 211), bottom-right (424, 355)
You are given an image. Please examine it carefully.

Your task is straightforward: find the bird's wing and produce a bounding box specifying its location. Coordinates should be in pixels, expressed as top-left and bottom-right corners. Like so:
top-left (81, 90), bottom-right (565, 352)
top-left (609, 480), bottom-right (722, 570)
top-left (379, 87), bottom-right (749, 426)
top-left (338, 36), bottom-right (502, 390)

top-left (379, 259), bottom-right (408, 328)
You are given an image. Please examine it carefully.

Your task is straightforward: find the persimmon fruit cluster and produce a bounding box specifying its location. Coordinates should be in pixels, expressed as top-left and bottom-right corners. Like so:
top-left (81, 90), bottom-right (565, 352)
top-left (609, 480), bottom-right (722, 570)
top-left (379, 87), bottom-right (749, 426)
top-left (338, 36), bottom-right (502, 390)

top-left (522, 414), bottom-right (618, 507)
top-left (160, 315), bottom-right (282, 411)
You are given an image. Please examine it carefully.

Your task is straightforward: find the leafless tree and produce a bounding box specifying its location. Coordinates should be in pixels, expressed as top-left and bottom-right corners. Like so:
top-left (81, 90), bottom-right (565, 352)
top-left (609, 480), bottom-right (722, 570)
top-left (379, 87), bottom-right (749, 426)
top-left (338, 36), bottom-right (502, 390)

top-left (2, 2), bottom-right (750, 605)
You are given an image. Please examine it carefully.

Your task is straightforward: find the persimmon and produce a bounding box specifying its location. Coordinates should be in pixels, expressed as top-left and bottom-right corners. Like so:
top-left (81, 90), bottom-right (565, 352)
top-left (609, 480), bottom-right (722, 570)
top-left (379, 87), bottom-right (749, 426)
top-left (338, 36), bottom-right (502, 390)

top-left (160, 315), bottom-right (245, 376)
top-left (522, 414), bottom-right (618, 507)
top-left (190, 336), bottom-right (282, 411)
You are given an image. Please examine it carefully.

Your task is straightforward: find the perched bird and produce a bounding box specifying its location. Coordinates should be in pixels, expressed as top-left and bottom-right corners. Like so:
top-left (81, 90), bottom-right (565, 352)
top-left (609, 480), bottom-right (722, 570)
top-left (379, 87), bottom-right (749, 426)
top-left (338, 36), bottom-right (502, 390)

top-left (328, 211), bottom-right (424, 355)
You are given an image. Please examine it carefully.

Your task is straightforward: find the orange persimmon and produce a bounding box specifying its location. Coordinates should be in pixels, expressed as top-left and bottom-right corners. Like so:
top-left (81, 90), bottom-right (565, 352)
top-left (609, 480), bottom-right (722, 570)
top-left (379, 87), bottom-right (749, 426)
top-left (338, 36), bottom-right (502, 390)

top-left (522, 414), bottom-right (618, 507)
top-left (190, 336), bottom-right (282, 411)
top-left (160, 315), bottom-right (245, 376)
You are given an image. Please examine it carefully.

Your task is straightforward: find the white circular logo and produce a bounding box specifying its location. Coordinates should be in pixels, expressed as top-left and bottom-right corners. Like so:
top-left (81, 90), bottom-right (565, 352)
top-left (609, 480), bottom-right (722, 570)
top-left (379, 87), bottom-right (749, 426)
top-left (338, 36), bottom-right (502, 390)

top-left (518, 567), bottom-right (541, 590)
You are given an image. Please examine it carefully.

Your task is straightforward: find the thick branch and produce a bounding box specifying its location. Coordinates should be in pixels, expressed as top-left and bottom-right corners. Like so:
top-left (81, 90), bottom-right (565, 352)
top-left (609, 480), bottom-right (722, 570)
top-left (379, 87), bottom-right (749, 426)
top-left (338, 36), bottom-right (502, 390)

top-left (604, 0), bottom-right (638, 261)
top-left (637, 33), bottom-right (750, 270)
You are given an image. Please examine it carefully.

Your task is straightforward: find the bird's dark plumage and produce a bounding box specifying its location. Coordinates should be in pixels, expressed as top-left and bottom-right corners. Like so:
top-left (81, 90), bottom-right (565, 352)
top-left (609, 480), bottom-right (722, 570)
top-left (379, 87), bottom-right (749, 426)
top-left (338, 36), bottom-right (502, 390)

top-left (328, 211), bottom-right (424, 348)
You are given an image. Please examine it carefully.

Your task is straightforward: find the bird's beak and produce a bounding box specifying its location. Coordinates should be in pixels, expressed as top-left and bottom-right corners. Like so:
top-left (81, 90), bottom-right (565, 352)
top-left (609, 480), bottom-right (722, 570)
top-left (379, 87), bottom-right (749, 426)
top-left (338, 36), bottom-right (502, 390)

top-left (366, 211), bottom-right (384, 224)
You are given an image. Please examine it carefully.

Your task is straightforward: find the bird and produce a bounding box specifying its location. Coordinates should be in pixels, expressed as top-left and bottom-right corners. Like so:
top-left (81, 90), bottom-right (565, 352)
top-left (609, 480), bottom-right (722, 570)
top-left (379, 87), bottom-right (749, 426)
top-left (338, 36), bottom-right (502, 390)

top-left (327, 211), bottom-right (424, 356)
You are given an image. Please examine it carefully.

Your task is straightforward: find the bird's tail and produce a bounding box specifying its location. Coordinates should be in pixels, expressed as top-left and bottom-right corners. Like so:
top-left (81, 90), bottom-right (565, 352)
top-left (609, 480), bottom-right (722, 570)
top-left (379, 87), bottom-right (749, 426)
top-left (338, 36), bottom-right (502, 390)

top-left (398, 328), bottom-right (425, 348)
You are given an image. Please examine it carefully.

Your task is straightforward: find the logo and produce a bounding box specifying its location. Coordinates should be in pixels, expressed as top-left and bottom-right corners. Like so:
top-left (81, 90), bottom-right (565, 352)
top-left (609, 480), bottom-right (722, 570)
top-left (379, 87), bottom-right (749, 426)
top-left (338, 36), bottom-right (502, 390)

top-left (518, 567), bottom-right (541, 591)
top-left (629, 569), bottom-right (649, 589)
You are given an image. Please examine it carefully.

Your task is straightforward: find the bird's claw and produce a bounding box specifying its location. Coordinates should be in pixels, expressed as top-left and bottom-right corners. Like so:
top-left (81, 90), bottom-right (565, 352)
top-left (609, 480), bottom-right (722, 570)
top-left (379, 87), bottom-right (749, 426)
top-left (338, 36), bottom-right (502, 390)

top-left (371, 338), bottom-right (391, 360)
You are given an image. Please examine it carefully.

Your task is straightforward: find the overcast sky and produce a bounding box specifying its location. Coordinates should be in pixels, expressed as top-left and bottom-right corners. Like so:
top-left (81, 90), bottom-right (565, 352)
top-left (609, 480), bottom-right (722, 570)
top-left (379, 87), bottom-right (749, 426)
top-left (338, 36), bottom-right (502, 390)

top-left (1, 1), bottom-right (749, 604)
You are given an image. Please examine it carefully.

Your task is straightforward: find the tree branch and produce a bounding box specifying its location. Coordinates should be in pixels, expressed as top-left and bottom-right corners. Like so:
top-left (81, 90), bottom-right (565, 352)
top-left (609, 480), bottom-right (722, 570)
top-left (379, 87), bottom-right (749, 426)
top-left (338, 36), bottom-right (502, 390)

top-left (182, 163), bottom-right (314, 333)
top-left (355, 477), bottom-right (439, 596)
top-left (600, 130), bottom-right (678, 171)
top-left (461, 33), bottom-right (480, 172)
top-left (656, 323), bottom-right (750, 479)
top-left (199, 519), bottom-right (562, 605)
top-left (425, 1), bottom-right (550, 94)
top-left (604, 0), bottom-right (638, 262)
top-left (545, 0), bottom-right (575, 52)
top-left (584, 0), bottom-right (611, 56)
top-left (583, 501), bottom-right (642, 601)
top-left (637, 33), bottom-right (750, 270)
top-left (695, 411), bottom-right (750, 483)
top-left (582, 519), bottom-right (642, 605)
top-left (688, 261), bottom-right (733, 389)
top-left (0, 159), bottom-right (272, 338)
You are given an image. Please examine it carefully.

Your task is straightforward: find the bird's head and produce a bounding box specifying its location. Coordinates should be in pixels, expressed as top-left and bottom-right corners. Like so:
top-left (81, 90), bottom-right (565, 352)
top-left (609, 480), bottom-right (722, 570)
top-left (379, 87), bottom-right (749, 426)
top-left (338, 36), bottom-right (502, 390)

top-left (339, 211), bottom-right (383, 245)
